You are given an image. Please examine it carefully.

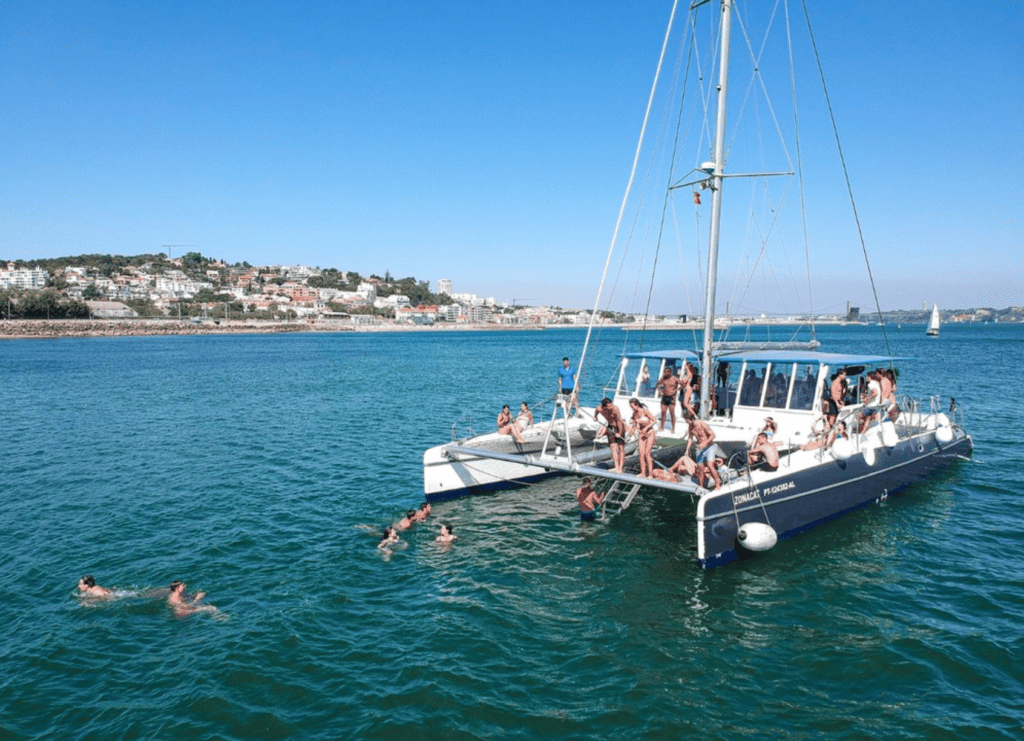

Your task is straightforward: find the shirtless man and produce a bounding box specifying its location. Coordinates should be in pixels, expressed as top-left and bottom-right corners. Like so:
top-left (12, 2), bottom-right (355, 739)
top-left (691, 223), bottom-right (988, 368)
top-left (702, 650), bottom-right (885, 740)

top-left (684, 411), bottom-right (724, 489)
top-left (878, 368), bottom-right (898, 421)
top-left (77, 575), bottom-right (112, 599)
top-left (413, 502), bottom-right (431, 522)
top-left (747, 432), bottom-right (780, 471)
top-left (830, 368), bottom-right (847, 410)
top-left (167, 580), bottom-right (217, 616)
top-left (681, 362), bottom-right (699, 417)
top-left (655, 366), bottom-right (681, 433)
top-left (396, 509), bottom-right (417, 531)
top-left (595, 397), bottom-right (627, 472)
top-left (576, 478), bottom-right (606, 521)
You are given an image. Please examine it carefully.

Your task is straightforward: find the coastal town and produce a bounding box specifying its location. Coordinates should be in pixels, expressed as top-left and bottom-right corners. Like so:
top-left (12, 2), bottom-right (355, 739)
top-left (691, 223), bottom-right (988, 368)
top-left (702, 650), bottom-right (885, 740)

top-left (1, 252), bottom-right (1021, 339)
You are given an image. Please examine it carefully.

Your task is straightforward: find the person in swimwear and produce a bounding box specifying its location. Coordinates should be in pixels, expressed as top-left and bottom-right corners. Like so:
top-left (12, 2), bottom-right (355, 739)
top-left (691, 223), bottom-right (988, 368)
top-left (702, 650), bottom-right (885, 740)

top-left (413, 502), bottom-right (431, 522)
top-left (649, 467), bottom-right (678, 482)
top-left (595, 397), bottom-right (627, 472)
top-left (516, 402), bottom-right (534, 431)
top-left (576, 478), bottom-right (605, 521)
top-left (435, 523), bottom-right (458, 543)
top-left (747, 432), bottom-right (780, 471)
top-left (77, 575), bottom-right (112, 599)
top-left (684, 411), bottom-right (724, 489)
top-left (655, 366), bottom-right (681, 433)
top-left (497, 404), bottom-right (525, 443)
top-left (628, 397), bottom-right (658, 477)
top-left (669, 452), bottom-right (698, 480)
top-left (396, 509), bottom-right (417, 531)
top-left (167, 580), bottom-right (217, 616)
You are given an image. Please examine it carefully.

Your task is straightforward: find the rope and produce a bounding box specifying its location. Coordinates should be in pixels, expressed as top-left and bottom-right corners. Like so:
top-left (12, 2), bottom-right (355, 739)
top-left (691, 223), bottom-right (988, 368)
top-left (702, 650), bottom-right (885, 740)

top-left (800, 0), bottom-right (892, 358)
top-left (577, 0), bottom-right (681, 384)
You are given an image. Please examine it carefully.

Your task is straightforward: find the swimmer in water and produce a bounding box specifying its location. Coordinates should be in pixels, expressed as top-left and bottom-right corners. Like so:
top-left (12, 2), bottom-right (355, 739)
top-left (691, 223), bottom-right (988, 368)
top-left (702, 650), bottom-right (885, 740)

top-left (435, 523), bottom-right (458, 543)
top-left (378, 525), bottom-right (399, 550)
top-left (413, 502), bottom-right (431, 522)
top-left (396, 510), bottom-right (417, 531)
top-left (77, 575), bottom-right (112, 599)
top-left (167, 580), bottom-right (217, 616)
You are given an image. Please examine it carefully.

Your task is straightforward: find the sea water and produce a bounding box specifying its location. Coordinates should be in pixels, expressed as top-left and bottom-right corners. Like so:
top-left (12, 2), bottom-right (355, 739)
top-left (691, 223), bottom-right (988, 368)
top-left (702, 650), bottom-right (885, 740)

top-left (1, 324), bottom-right (1021, 740)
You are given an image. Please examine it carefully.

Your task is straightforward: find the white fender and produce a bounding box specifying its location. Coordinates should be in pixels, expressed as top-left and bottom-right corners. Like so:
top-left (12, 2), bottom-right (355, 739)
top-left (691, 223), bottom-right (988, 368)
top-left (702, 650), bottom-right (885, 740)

top-left (935, 423), bottom-right (954, 444)
top-left (862, 446), bottom-right (876, 466)
top-left (737, 522), bottom-right (778, 552)
top-left (881, 420), bottom-right (899, 448)
top-left (831, 438), bottom-right (854, 461)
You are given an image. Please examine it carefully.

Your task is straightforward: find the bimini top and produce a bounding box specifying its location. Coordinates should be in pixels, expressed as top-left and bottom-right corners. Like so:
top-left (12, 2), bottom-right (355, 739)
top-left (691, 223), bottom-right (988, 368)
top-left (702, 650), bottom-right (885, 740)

top-left (712, 350), bottom-right (900, 366)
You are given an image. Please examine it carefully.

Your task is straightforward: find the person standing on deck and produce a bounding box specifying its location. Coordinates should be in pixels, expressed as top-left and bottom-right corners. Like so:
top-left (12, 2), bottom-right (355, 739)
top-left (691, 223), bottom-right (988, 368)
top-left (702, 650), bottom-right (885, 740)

top-left (830, 368), bottom-right (848, 410)
top-left (683, 410), bottom-right (724, 489)
top-left (557, 357), bottom-right (580, 415)
top-left (655, 366), bottom-right (681, 433)
top-left (595, 397), bottom-right (627, 472)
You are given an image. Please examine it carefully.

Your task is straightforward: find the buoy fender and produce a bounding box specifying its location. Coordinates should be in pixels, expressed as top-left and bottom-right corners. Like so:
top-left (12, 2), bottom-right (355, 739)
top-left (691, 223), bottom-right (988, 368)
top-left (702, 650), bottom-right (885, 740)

top-left (737, 522), bottom-right (778, 552)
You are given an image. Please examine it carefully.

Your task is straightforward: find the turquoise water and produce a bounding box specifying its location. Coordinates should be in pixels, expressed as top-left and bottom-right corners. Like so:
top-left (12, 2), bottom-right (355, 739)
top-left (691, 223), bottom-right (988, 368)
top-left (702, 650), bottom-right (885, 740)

top-left (1, 324), bottom-right (1021, 740)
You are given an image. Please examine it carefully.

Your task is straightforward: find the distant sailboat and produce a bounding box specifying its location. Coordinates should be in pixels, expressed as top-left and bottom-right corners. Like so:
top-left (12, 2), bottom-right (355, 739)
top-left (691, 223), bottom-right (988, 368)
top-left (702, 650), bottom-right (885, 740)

top-left (927, 304), bottom-right (940, 336)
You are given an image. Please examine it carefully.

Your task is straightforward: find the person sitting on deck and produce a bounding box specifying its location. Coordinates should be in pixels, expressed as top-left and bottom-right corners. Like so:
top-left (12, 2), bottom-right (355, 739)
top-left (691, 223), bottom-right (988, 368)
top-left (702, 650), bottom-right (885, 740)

top-left (802, 421), bottom-right (848, 451)
top-left (747, 432), bottom-right (780, 471)
top-left (515, 402), bottom-right (534, 431)
top-left (497, 404), bottom-right (525, 443)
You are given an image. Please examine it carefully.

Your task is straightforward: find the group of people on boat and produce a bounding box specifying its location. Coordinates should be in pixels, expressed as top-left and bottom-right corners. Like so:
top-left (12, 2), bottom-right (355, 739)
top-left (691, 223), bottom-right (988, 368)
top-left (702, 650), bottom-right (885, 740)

top-left (76, 574), bottom-right (218, 617)
top-left (497, 402), bottom-right (533, 443)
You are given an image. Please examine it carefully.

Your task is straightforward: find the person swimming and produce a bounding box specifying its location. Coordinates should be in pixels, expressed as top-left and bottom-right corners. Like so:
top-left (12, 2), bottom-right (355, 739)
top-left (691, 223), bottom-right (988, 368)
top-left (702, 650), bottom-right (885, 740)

top-left (435, 523), bottom-right (457, 543)
top-left (167, 580), bottom-right (217, 616)
top-left (76, 575), bottom-right (112, 599)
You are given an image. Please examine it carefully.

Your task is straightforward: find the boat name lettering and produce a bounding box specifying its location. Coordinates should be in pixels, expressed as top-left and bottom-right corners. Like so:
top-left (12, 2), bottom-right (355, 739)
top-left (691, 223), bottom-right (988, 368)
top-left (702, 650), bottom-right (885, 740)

top-left (732, 492), bottom-right (760, 505)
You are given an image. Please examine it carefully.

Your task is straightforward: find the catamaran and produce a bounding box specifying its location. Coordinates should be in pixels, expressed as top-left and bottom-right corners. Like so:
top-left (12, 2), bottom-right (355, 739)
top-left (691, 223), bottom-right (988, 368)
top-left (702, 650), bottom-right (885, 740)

top-left (422, 0), bottom-right (972, 567)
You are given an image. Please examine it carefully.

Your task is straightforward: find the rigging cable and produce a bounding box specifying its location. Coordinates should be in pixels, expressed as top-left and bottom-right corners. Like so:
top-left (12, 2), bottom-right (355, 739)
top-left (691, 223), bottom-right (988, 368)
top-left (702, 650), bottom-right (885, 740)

top-left (577, 0), bottom-right (680, 387)
top-left (800, 0), bottom-right (892, 357)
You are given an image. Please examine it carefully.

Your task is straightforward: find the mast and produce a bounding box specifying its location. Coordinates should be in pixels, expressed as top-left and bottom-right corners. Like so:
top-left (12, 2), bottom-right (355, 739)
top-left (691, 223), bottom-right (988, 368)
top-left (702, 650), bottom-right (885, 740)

top-left (699, 0), bottom-right (733, 419)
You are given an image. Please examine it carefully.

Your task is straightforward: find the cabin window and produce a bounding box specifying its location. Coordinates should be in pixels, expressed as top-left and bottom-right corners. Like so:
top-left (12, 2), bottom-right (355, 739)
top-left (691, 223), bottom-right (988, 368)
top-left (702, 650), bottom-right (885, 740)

top-left (737, 362), bottom-right (769, 406)
top-left (791, 365), bottom-right (818, 411)
top-left (714, 360), bottom-right (738, 414)
top-left (763, 363), bottom-right (794, 409)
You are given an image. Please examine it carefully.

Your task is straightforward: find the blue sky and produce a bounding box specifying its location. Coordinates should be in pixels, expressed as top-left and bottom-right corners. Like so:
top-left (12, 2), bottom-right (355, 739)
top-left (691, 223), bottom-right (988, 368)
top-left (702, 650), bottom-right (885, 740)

top-left (2, 1), bottom-right (1021, 312)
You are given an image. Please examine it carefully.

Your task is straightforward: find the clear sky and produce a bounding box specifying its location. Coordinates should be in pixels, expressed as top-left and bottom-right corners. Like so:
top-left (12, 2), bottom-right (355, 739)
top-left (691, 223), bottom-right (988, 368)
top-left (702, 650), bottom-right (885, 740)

top-left (2, 1), bottom-right (1021, 313)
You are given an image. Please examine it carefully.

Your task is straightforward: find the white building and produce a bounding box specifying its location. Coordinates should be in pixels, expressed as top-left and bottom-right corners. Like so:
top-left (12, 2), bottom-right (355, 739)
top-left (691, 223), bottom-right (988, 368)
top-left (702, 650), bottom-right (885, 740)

top-left (437, 278), bottom-right (452, 296)
top-left (0, 265), bottom-right (50, 290)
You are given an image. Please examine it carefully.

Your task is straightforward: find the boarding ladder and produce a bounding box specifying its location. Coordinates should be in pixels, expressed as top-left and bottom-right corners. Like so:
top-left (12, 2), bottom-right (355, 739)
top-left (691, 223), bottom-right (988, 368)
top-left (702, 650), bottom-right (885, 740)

top-left (601, 481), bottom-right (642, 520)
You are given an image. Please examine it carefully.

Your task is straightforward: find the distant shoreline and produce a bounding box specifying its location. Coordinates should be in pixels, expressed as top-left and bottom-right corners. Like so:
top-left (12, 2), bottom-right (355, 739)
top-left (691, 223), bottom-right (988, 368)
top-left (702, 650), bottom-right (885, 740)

top-left (0, 319), bottom-right (549, 340)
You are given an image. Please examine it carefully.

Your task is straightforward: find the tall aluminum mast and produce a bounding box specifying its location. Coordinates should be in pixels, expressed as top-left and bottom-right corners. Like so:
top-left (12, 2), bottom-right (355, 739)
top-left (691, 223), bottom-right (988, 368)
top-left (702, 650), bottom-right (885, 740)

top-left (699, 0), bottom-right (733, 419)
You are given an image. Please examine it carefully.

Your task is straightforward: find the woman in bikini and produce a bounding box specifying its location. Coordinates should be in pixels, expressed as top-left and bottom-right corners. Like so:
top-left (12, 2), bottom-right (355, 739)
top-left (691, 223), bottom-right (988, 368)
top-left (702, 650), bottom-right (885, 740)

top-left (628, 397), bottom-right (657, 477)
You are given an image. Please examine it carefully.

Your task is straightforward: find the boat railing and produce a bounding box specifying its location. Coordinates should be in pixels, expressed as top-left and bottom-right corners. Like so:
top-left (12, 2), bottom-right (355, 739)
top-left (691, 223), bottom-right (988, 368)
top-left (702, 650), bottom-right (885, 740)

top-left (450, 417), bottom-right (477, 442)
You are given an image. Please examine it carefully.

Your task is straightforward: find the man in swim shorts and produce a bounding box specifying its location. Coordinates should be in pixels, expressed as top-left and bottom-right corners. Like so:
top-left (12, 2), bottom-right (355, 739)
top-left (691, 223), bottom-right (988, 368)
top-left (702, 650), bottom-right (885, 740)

top-left (655, 366), bottom-right (681, 433)
top-left (576, 478), bottom-right (605, 521)
top-left (595, 397), bottom-right (627, 472)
